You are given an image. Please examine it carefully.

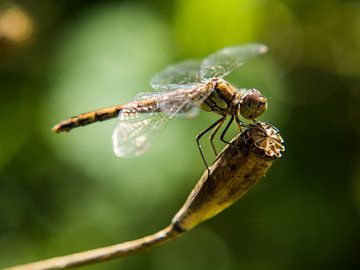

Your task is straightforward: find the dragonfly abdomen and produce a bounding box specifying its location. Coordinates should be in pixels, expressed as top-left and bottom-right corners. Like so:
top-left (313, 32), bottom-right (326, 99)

top-left (52, 105), bottom-right (124, 133)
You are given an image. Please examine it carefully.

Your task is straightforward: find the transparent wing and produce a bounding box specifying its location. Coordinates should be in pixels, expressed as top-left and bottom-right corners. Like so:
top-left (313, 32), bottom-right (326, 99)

top-left (112, 89), bottom-right (205, 157)
top-left (200, 43), bottom-right (268, 80)
top-left (134, 91), bottom-right (201, 119)
top-left (112, 109), bottom-right (170, 157)
top-left (150, 60), bottom-right (202, 91)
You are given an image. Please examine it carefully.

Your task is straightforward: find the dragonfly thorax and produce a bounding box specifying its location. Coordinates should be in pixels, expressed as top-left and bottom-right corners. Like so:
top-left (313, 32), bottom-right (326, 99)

top-left (199, 78), bottom-right (237, 114)
top-left (204, 78), bottom-right (267, 121)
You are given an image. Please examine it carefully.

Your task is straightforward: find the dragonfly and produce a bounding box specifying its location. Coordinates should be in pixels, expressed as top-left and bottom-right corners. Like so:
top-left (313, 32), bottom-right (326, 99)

top-left (52, 43), bottom-right (268, 170)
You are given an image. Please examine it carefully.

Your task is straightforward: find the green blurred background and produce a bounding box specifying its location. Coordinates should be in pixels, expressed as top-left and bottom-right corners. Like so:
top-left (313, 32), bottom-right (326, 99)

top-left (1, 0), bottom-right (359, 269)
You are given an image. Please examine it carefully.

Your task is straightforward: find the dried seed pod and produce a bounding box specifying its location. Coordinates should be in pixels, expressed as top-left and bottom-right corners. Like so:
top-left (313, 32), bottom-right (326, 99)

top-left (172, 122), bottom-right (285, 232)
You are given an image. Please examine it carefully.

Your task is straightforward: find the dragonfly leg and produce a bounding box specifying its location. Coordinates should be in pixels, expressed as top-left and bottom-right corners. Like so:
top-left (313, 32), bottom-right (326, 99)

top-left (209, 116), bottom-right (227, 156)
top-left (235, 115), bottom-right (244, 132)
top-left (196, 115), bottom-right (226, 174)
top-left (220, 116), bottom-right (235, 145)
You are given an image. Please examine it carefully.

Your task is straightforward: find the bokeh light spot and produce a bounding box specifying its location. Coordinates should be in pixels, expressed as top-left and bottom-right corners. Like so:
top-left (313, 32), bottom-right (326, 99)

top-left (0, 5), bottom-right (35, 44)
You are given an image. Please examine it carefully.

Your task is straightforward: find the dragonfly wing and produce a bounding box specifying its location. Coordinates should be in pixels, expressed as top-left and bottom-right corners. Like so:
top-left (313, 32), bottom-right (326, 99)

top-left (112, 109), bottom-right (170, 157)
top-left (112, 90), bottom-right (202, 157)
top-left (134, 91), bottom-right (200, 119)
top-left (200, 43), bottom-right (268, 80)
top-left (150, 60), bottom-right (202, 91)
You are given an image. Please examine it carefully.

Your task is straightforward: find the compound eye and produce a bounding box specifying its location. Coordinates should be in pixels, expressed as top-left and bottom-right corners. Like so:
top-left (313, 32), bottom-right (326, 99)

top-left (239, 90), bottom-right (267, 120)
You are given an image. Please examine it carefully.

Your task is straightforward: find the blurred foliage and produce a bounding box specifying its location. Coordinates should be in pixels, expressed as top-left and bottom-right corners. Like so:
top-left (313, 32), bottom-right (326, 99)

top-left (0, 0), bottom-right (359, 269)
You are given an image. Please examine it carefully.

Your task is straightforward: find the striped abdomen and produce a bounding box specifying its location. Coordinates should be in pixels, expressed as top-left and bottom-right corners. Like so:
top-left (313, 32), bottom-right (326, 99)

top-left (52, 105), bottom-right (123, 133)
top-left (52, 99), bottom-right (159, 133)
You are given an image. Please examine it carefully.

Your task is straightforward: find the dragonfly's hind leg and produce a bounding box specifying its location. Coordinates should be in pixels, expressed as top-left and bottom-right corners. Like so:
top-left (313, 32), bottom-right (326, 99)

top-left (196, 115), bottom-right (226, 174)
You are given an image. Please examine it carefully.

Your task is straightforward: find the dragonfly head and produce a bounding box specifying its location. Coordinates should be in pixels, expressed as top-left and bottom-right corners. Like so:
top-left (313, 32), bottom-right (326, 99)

top-left (238, 89), bottom-right (267, 120)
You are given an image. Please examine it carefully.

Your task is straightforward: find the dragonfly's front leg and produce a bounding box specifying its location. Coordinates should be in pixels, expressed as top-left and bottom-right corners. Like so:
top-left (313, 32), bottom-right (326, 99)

top-left (220, 116), bottom-right (235, 144)
top-left (235, 115), bottom-right (244, 132)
